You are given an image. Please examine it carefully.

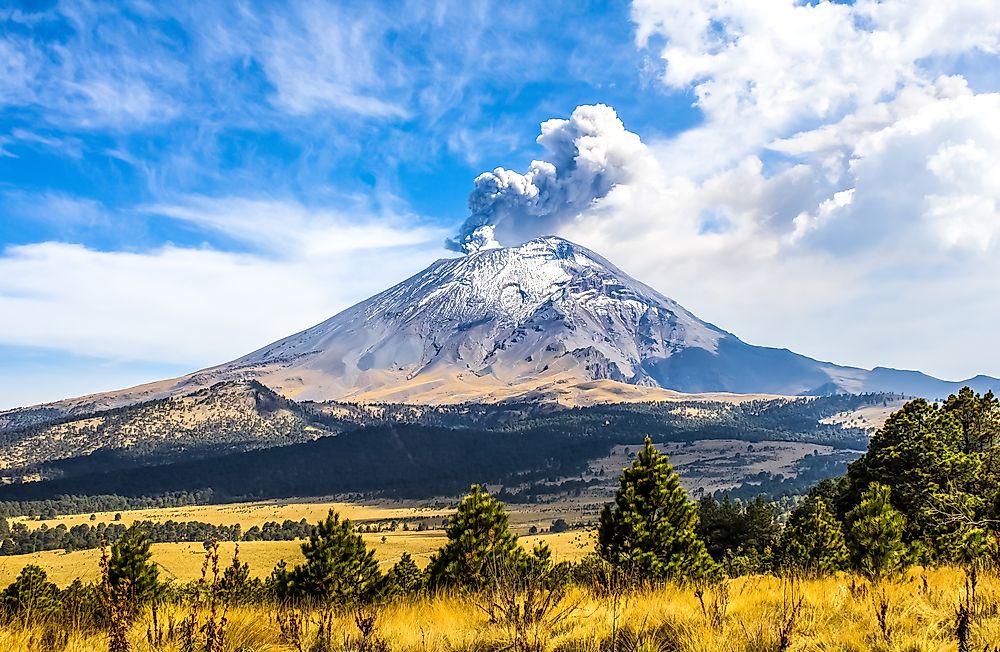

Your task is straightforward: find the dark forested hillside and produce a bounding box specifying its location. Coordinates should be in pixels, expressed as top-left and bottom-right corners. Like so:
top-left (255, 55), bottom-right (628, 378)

top-left (0, 392), bottom-right (892, 506)
top-left (0, 423), bottom-right (615, 501)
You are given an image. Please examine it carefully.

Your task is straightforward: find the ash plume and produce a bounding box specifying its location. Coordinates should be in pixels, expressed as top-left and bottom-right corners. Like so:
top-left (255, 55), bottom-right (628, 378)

top-left (447, 104), bottom-right (649, 253)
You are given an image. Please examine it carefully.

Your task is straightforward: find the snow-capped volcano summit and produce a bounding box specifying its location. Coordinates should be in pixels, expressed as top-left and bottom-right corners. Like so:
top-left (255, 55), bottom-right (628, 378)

top-left (221, 236), bottom-right (728, 400)
top-left (5, 236), bottom-right (999, 419)
top-left (185, 234), bottom-right (997, 402)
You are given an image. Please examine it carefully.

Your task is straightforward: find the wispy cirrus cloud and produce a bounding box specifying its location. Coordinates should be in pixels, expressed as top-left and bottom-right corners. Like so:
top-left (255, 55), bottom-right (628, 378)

top-left (0, 194), bottom-right (446, 370)
top-left (143, 195), bottom-right (448, 257)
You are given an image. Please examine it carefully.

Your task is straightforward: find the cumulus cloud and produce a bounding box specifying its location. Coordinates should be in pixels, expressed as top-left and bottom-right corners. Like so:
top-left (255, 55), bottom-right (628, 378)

top-left (446, 104), bottom-right (653, 252)
top-left (632, 0), bottom-right (1000, 175)
top-left (446, 0), bottom-right (1000, 380)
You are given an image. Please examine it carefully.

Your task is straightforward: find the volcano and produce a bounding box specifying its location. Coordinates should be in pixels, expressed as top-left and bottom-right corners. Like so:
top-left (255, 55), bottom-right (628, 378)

top-left (4, 236), bottom-right (999, 422)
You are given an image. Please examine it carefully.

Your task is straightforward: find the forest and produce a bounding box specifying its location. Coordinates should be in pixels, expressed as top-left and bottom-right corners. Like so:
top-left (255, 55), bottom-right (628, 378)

top-left (0, 392), bottom-right (889, 506)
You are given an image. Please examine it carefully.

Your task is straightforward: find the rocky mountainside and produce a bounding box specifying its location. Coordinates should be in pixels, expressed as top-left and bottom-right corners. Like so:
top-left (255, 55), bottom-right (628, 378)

top-left (0, 381), bottom-right (332, 473)
top-left (3, 236), bottom-right (998, 429)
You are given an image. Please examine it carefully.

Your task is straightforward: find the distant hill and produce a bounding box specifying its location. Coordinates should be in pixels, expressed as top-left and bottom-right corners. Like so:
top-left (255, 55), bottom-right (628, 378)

top-left (0, 393), bottom-right (883, 502)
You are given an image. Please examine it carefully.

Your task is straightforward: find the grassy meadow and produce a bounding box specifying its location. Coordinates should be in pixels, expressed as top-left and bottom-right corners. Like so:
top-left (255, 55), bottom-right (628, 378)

top-left (0, 529), bottom-right (596, 587)
top-left (0, 498), bottom-right (596, 587)
top-left (7, 500), bottom-right (454, 531)
top-left (0, 567), bottom-right (997, 651)
top-left (0, 498), bottom-right (992, 651)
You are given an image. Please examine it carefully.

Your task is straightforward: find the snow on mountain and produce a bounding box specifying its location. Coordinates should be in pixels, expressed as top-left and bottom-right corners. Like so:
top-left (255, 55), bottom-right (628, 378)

top-left (3, 235), bottom-right (998, 422)
top-left (216, 236), bottom-right (728, 401)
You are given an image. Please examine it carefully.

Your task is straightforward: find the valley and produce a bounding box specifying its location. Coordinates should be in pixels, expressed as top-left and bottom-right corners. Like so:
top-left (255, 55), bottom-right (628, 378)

top-left (0, 497), bottom-right (596, 585)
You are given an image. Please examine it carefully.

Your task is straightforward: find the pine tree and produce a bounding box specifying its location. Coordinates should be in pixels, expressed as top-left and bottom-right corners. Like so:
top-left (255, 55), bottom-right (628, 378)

top-left (427, 485), bottom-right (523, 589)
top-left (286, 510), bottom-right (381, 605)
top-left (943, 387), bottom-right (1000, 454)
top-left (697, 495), bottom-right (747, 561)
top-left (109, 525), bottom-right (160, 611)
top-left (778, 496), bottom-right (847, 577)
top-left (381, 552), bottom-right (425, 598)
top-left (846, 483), bottom-right (910, 582)
top-left (846, 399), bottom-right (978, 538)
top-left (219, 544), bottom-right (255, 605)
top-left (2, 564), bottom-right (60, 622)
top-left (597, 437), bottom-right (717, 582)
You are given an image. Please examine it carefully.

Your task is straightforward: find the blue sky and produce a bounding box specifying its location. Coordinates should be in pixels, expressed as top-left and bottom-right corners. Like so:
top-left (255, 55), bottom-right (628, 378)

top-left (2, 0), bottom-right (1000, 408)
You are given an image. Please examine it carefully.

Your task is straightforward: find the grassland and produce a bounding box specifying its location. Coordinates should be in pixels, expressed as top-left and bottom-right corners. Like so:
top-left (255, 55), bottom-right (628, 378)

top-left (0, 528), bottom-right (594, 587)
top-left (0, 567), bottom-right (996, 651)
top-left (8, 499), bottom-right (453, 531)
top-left (1, 498), bottom-right (598, 587)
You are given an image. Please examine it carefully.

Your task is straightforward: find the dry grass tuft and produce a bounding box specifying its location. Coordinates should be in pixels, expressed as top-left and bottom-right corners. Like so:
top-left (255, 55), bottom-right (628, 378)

top-left (0, 567), bottom-right (999, 651)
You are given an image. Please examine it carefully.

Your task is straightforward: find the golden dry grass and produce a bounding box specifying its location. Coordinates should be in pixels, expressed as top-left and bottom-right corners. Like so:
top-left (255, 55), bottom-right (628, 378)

top-left (1, 567), bottom-right (998, 651)
top-left (10, 499), bottom-right (452, 531)
top-left (0, 530), bottom-right (591, 587)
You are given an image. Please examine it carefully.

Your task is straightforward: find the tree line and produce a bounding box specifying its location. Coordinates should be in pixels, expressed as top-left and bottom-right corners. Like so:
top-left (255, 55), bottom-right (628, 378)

top-left (0, 518), bottom-right (314, 556)
top-left (0, 490), bottom-right (217, 520)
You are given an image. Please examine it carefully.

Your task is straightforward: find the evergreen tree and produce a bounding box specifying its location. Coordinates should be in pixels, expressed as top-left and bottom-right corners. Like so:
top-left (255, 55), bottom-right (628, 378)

top-left (219, 545), bottom-right (256, 605)
top-left (778, 496), bottom-right (847, 577)
top-left (943, 389), bottom-right (1000, 517)
top-left (109, 525), bottom-right (160, 611)
top-left (698, 495), bottom-right (779, 575)
top-left (60, 578), bottom-right (104, 631)
top-left (266, 559), bottom-right (293, 600)
top-left (697, 495), bottom-right (747, 561)
top-left (427, 485), bottom-right (523, 589)
top-left (845, 483), bottom-right (910, 582)
top-left (598, 437), bottom-right (717, 582)
top-left (381, 552), bottom-right (425, 598)
top-left (846, 397), bottom-right (982, 561)
top-left (743, 496), bottom-right (781, 554)
top-left (943, 388), bottom-right (1000, 454)
top-left (283, 510), bottom-right (381, 605)
top-left (847, 400), bottom-right (977, 532)
top-left (2, 565), bottom-right (60, 622)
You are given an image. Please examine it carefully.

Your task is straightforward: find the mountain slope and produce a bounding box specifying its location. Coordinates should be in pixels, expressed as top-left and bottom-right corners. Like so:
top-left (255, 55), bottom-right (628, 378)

top-left (0, 381), bottom-right (334, 472)
top-left (218, 236), bottom-right (727, 400)
top-left (2, 236), bottom-right (998, 426)
top-left (199, 236), bottom-right (998, 401)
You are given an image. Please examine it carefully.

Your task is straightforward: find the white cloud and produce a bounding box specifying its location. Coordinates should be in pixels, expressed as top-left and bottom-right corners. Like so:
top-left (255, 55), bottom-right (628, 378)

top-left (631, 0), bottom-right (1000, 175)
top-left (613, 0), bottom-right (1000, 379)
top-left (0, 195), bottom-right (448, 370)
top-left (144, 195), bottom-right (447, 258)
top-left (0, 2), bottom-right (413, 130)
top-left (252, 3), bottom-right (410, 118)
top-left (442, 0), bottom-right (1000, 380)
top-left (0, 4), bottom-right (184, 129)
